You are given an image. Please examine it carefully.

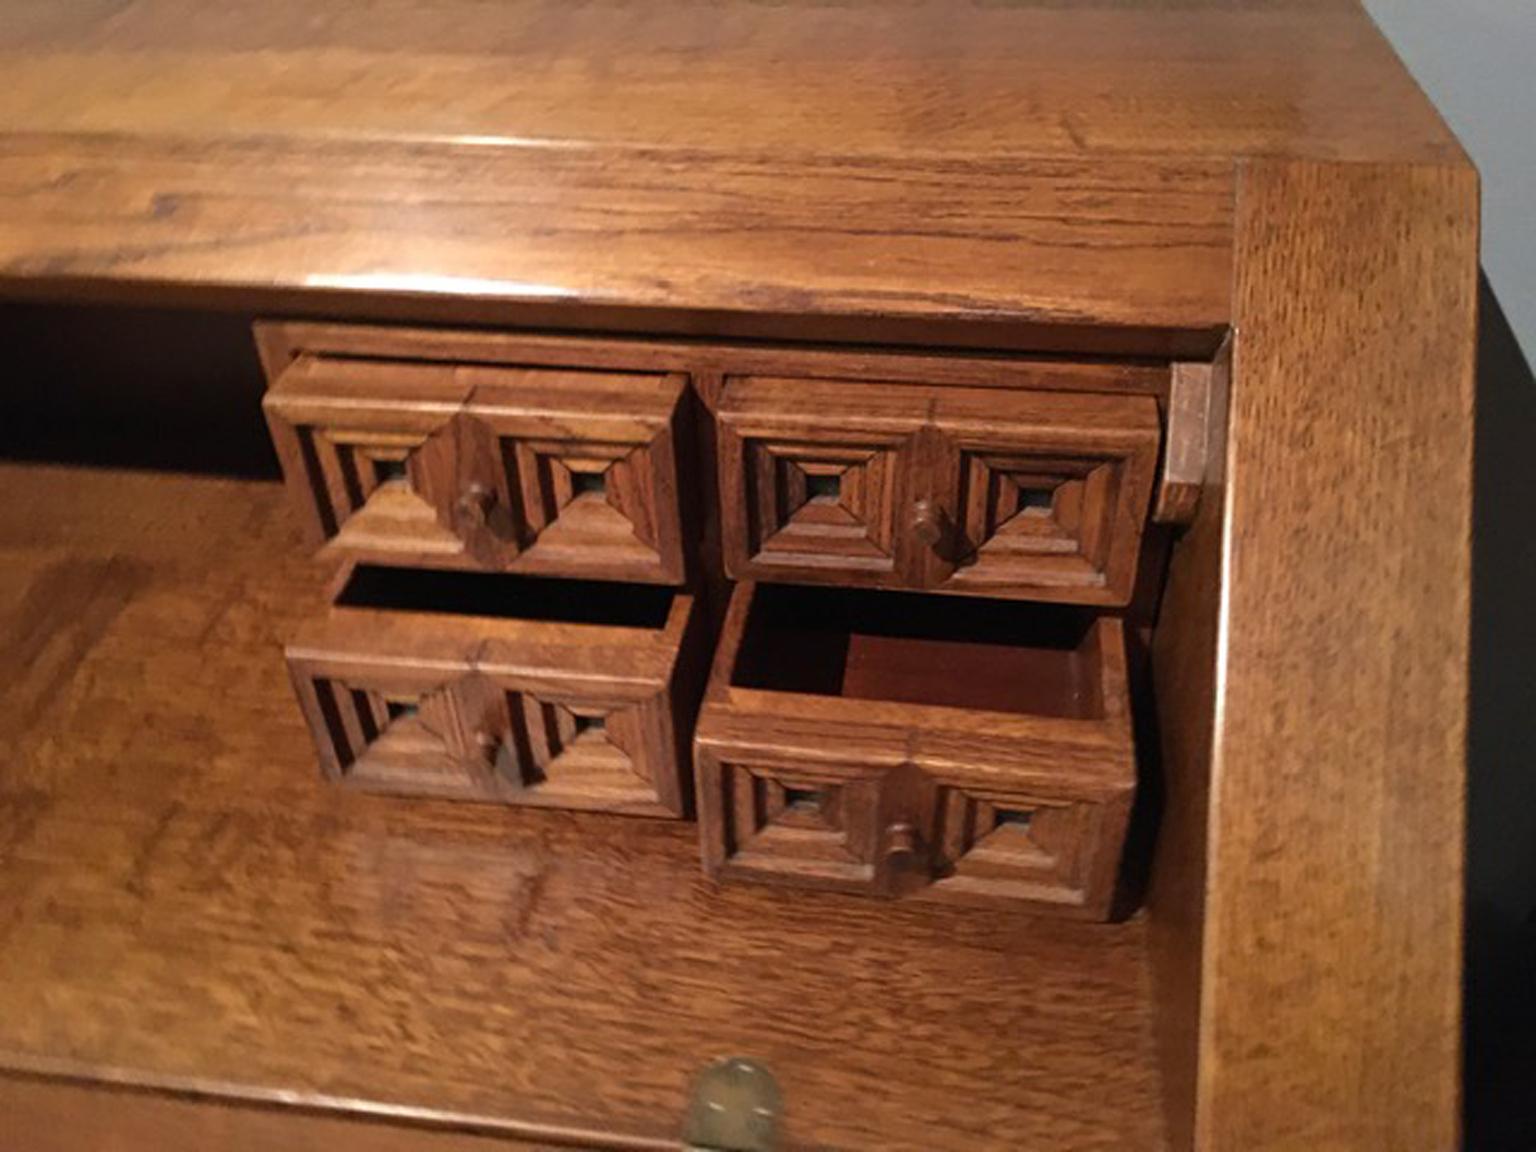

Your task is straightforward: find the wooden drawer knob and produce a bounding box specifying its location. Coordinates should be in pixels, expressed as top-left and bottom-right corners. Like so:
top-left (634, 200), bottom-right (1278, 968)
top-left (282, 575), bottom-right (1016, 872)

top-left (910, 499), bottom-right (949, 550)
top-left (885, 822), bottom-right (918, 860)
top-left (456, 483), bottom-right (498, 529)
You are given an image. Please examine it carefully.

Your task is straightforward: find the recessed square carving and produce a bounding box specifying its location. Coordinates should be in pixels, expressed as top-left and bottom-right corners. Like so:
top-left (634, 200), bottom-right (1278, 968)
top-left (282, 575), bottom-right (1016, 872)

top-left (292, 668), bottom-right (675, 814)
top-left (373, 456), bottom-right (410, 484)
top-left (929, 787), bottom-right (1098, 908)
top-left (263, 360), bottom-right (686, 582)
top-left (701, 759), bottom-right (887, 892)
top-left (804, 472), bottom-right (841, 502)
top-left (741, 441), bottom-right (899, 572)
top-left (947, 451), bottom-right (1129, 597)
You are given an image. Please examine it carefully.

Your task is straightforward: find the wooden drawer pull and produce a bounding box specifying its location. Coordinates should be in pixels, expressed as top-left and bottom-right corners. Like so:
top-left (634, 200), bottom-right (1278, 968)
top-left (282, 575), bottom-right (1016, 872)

top-left (910, 499), bottom-right (949, 550)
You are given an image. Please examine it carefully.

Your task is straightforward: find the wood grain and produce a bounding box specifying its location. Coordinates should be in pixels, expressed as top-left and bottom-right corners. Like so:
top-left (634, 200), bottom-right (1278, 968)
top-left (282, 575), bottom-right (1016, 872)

top-left (0, 0), bottom-right (1461, 164)
top-left (0, 463), bottom-right (1167, 1151)
top-left (262, 353), bottom-right (691, 584)
top-left (0, 1072), bottom-right (577, 1152)
top-left (255, 321), bottom-right (1175, 400)
top-left (1144, 341), bottom-right (1231, 1152)
top-left (1194, 160), bottom-right (1477, 1150)
top-left (696, 583), bottom-right (1137, 918)
top-left (715, 377), bottom-right (1162, 605)
top-left (0, 1), bottom-right (1467, 346)
top-left (0, 133), bottom-right (1233, 350)
top-left (286, 578), bottom-right (702, 818)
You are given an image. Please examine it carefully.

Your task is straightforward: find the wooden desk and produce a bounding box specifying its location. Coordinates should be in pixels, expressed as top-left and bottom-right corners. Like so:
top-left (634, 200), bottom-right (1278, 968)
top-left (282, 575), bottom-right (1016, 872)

top-left (0, 3), bottom-right (1475, 1149)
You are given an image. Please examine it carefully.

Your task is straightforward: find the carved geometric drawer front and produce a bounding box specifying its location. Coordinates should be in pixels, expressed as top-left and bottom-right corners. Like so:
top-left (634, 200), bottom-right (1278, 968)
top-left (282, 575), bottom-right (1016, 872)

top-left (285, 572), bottom-right (705, 818)
top-left (695, 583), bottom-right (1137, 918)
top-left (933, 391), bottom-right (1161, 605)
top-left (716, 377), bottom-right (926, 587)
top-left (695, 753), bottom-right (911, 896)
top-left (263, 355), bottom-right (688, 585)
top-left (717, 377), bottom-right (1161, 604)
top-left (927, 787), bottom-right (1121, 912)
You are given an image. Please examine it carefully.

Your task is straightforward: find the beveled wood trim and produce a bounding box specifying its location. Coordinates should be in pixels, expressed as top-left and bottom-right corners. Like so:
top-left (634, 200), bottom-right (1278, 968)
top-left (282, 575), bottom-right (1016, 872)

top-left (1190, 158), bottom-right (1476, 1150)
top-left (0, 1064), bottom-right (663, 1152)
top-left (0, 133), bottom-right (1233, 350)
top-left (255, 319), bottom-right (1175, 397)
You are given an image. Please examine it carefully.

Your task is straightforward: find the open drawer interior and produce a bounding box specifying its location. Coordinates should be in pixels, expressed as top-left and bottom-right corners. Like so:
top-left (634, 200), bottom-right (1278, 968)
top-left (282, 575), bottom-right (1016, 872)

top-left (730, 583), bottom-right (1110, 719)
top-left (696, 583), bottom-right (1138, 917)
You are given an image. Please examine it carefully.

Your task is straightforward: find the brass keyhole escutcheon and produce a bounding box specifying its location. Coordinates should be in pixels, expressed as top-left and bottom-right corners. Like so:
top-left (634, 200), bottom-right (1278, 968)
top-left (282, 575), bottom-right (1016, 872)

top-left (683, 1057), bottom-right (782, 1152)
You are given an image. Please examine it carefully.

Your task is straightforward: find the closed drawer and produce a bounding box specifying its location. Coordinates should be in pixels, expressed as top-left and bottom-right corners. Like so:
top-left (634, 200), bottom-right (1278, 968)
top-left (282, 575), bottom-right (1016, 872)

top-left (285, 566), bottom-right (707, 817)
top-left (694, 583), bottom-right (1135, 917)
top-left (716, 377), bottom-right (1160, 605)
top-left (264, 354), bottom-right (690, 584)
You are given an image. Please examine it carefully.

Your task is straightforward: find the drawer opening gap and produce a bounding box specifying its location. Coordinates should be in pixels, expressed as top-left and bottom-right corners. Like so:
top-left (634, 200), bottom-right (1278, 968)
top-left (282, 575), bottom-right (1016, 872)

top-left (335, 565), bottom-right (675, 629)
top-left (731, 585), bottom-right (1105, 719)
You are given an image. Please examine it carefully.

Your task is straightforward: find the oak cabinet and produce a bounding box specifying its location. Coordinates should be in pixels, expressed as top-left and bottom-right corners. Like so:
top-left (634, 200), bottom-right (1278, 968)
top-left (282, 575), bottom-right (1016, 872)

top-left (0, 5), bottom-right (1477, 1146)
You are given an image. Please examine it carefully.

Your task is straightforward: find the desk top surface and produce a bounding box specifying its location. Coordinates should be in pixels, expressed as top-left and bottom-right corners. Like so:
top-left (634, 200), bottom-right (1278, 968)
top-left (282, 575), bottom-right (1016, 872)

top-left (0, 1), bottom-right (1465, 344)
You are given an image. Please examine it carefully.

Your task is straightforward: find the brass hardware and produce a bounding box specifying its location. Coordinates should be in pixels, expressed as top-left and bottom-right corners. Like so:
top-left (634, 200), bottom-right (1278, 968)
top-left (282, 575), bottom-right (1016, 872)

top-left (683, 1057), bottom-right (782, 1152)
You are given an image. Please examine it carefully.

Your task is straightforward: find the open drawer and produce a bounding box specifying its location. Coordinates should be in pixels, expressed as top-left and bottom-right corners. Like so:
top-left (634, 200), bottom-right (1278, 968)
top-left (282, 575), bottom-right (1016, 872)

top-left (263, 353), bottom-right (690, 584)
top-left (716, 376), bottom-right (1160, 605)
top-left (285, 566), bottom-right (708, 817)
top-left (694, 583), bottom-right (1136, 918)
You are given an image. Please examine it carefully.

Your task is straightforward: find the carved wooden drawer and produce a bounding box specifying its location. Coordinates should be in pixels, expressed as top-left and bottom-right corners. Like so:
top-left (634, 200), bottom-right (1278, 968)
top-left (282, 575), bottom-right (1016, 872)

top-left (285, 566), bottom-right (706, 817)
top-left (716, 377), bottom-right (1160, 605)
top-left (264, 354), bottom-right (689, 584)
top-left (694, 583), bottom-right (1135, 917)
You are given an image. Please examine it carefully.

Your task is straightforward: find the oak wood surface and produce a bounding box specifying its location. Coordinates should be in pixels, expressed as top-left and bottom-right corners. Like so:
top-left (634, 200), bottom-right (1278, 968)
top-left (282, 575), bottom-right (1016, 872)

top-left (715, 377), bottom-right (1161, 604)
top-left (0, 133), bottom-right (1232, 350)
top-left (0, 1), bottom-right (1460, 163)
top-left (263, 354), bottom-right (691, 584)
top-left (285, 577), bottom-right (702, 817)
top-left (0, 462), bottom-right (1167, 1150)
top-left (0, 1072), bottom-right (577, 1152)
top-left (1191, 161), bottom-right (1477, 1149)
top-left (696, 584), bottom-right (1135, 917)
top-left (255, 321), bottom-right (1175, 399)
top-left (0, 0), bottom-right (1458, 346)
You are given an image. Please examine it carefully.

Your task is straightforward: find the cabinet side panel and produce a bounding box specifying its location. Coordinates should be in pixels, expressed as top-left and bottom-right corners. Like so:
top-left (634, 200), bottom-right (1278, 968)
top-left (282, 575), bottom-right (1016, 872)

top-left (1200, 160), bottom-right (1476, 1149)
top-left (1146, 339), bottom-right (1230, 1152)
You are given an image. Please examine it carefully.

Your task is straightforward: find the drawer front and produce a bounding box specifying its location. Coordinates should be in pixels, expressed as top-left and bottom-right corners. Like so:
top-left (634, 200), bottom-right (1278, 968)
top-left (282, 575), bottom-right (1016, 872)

top-left (264, 355), bottom-right (689, 584)
top-left (926, 389), bottom-right (1161, 605)
top-left (716, 378), bottom-right (1160, 604)
top-left (285, 586), bottom-right (704, 818)
top-left (715, 378), bottom-right (929, 588)
top-left (693, 582), bottom-right (1136, 917)
top-left (695, 749), bottom-right (931, 897)
top-left (923, 782), bottom-right (1131, 914)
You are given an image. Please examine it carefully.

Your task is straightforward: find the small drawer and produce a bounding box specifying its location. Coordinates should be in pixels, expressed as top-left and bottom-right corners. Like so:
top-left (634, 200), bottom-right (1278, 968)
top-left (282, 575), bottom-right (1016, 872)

top-left (715, 377), bottom-right (1160, 605)
top-left (285, 567), bottom-right (708, 817)
top-left (694, 583), bottom-right (1135, 917)
top-left (264, 354), bottom-right (690, 584)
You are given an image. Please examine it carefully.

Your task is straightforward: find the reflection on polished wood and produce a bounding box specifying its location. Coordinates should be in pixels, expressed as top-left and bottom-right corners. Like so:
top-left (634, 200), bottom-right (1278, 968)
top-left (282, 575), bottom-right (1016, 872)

top-left (0, 2), bottom-right (1478, 1149)
top-left (0, 464), bottom-right (1165, 1151)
